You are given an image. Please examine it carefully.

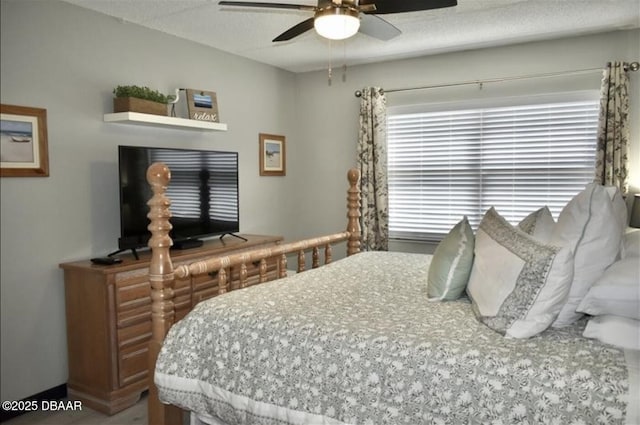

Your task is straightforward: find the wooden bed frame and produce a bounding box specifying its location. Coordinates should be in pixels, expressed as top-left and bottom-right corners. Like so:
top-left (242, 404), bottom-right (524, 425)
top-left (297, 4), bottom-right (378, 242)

top-left (144, 162), bottom-right (362, 425)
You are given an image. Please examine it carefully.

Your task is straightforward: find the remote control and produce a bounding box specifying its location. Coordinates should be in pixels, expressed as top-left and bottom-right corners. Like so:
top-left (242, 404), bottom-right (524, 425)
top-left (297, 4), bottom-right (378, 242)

top-left (91, 257), bottom-right (123, 265)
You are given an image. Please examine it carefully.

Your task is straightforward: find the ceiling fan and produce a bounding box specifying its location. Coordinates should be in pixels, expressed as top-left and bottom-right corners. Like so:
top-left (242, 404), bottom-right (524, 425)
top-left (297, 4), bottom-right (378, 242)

top-left (218, 0), bottom-right (457, 42)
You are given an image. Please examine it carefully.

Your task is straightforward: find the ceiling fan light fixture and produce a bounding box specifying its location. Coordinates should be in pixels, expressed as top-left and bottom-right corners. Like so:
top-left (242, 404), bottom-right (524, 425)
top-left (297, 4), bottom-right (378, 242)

top-left (314, 7), bottom-right (360, 40)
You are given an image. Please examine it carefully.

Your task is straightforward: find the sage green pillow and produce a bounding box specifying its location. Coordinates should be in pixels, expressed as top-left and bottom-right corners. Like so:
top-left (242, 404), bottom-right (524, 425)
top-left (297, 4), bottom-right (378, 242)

top-left (427, 216), bottom-right (475, 301)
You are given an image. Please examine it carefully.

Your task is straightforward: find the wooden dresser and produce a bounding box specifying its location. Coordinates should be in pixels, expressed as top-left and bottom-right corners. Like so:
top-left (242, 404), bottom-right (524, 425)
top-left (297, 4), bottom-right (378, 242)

top-left (59, 234), bottom-right (282, 415)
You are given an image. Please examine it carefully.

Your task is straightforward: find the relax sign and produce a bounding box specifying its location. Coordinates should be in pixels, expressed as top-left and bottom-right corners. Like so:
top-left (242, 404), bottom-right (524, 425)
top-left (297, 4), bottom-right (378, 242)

top-left (186, 89), bottom-right (219, 122)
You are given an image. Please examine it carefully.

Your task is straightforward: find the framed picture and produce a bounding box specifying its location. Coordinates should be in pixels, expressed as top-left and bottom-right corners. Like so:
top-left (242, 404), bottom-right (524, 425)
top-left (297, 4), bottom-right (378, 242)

top-left (259, 133), bottom-right (286, 176)
top-left (186, 88), bottom-right (219, 122)
top-left (0, 104), bottom-right (49, 177)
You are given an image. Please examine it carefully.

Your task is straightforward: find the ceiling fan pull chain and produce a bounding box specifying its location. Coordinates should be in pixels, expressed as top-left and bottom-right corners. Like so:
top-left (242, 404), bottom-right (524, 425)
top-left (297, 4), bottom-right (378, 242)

top-left (342, 41), bottom-right (347, 82)
top-left (328, 40), bottom-right (333, 86)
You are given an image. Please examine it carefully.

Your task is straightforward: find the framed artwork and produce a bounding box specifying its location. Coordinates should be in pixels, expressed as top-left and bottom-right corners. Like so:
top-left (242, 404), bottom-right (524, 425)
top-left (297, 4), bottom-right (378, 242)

top-left (0, 104), bottom-right (49, 177)
top-left (186, 88), bottom-right (219, 122)
top-left (259, 133), bottom-right (286, 176)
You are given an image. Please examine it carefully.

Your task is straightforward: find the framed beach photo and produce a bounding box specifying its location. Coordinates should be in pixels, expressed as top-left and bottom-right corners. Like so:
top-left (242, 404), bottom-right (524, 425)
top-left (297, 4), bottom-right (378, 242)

top-left (0, 104), bottom-right (49, 177)
top-left (186, 88), bottom-right (219, 122)
top-left (259, 133), bottom-right (286, 176)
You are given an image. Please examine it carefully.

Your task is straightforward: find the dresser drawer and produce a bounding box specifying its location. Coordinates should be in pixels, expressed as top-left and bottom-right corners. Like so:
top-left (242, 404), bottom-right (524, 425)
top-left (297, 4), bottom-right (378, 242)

top-left (175, 294), bottom-right (191, 321)
top-left (118, 341), bottom-right (148, 387)
top-left (118, 320), bottom-right (152, 350)
top-left (117, 305), bottom-right (151, 328)
top-left (174, 277), bottom-right (191, 296)
top-left (192, 284), bottom-right (220, 305)
top-left (115, 274), bottom-right (150, 312)
top-left (115, 273), bottom-right (190, 313)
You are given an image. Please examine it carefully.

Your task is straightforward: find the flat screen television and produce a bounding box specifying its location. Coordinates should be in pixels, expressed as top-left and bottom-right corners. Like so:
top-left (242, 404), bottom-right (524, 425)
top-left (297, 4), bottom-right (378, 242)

top-left (116, 145), bottom-right (240, 255)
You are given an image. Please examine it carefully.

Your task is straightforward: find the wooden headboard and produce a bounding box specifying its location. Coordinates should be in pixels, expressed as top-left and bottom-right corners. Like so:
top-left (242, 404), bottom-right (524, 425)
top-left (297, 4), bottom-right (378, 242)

top-left (144, 163), bottom-right (361, 424)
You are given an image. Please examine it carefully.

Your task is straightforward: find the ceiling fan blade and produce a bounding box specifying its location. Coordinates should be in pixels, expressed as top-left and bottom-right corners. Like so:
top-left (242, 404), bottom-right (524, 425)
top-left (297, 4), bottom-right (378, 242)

top-left (360, 0), bottom-right (457, 14)
top-left (359, 14), bottom-right (401, 40)
top-left (273, 17), bottom-right (315, 42)
top-left (218, 1), bottom-right (316, 12)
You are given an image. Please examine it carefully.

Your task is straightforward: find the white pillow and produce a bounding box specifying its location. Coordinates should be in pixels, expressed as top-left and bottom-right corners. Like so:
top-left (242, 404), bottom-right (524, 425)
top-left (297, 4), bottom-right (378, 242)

top-left (623, 228), bottom-right (640, 259)
top-left (582, 315), bottom-right (640, 350)
top-left (576, 257), bottom-right (640, 320)
top-left (466, 207), bottom-right (574, 339)
top-left (603, 185), bottom-right (628, 232)
top-left (427, 216), bottom-right (475, 301)
top-left (551, 183), bottom-right (623, 327)
top-left (604, 186), bottom-right (628, 261)
top-left (518, 206), bottom-right (555, 243)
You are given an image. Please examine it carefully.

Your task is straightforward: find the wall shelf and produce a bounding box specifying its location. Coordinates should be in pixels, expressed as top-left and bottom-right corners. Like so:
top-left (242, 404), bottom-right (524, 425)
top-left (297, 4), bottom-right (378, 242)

top-left (103, 112), bottom-right (228, 131)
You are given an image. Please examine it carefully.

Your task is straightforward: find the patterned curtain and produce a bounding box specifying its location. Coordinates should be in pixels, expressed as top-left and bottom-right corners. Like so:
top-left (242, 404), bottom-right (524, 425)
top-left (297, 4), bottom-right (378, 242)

top-left (357, 87), bottom-right (389, 251)
top-left (595, 62), bottom-right (630, 194)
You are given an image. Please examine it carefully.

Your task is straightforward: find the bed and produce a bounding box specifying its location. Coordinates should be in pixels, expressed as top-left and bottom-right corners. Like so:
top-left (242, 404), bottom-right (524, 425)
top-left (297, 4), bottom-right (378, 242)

top-left (145, 163), bottom-right (639, 425)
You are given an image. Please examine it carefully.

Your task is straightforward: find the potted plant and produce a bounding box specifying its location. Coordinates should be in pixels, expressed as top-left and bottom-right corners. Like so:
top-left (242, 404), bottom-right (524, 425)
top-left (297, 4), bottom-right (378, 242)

top-left (113, 85), bottom-right (170, 116)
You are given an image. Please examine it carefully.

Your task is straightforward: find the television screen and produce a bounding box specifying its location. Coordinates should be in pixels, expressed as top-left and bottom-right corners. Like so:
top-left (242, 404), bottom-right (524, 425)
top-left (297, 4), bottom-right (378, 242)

top-left (118, 145), bottom-right (239, 251)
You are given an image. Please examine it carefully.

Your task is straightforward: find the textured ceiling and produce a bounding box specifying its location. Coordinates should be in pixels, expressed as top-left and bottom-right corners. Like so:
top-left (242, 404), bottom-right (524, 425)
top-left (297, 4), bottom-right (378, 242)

top-left (63, 0), bottom-right (640, 73)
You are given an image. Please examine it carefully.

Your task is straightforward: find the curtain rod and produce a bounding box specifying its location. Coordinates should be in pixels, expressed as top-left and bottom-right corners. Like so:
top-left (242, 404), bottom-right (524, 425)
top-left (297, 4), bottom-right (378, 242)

top-left (354, 61), bottom-right (640, 97)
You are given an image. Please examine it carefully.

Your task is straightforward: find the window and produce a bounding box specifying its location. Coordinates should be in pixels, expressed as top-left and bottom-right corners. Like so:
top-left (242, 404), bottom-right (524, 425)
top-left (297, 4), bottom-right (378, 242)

top-left (387, 95), bottom-right (600, 241)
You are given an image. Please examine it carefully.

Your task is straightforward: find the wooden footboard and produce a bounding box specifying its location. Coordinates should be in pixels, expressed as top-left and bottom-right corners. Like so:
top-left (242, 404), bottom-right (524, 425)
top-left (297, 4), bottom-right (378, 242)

top-left (146, 164), bottom-right (361, 425)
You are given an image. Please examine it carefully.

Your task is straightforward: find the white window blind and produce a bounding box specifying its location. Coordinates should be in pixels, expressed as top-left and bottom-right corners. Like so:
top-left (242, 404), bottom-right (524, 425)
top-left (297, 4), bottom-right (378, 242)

top-left (388, 98), bottom-right (600, 241)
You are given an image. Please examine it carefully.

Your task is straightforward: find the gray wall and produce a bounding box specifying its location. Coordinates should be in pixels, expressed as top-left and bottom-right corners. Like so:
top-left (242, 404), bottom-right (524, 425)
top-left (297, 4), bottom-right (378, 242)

top-left (0, 0), bottom-right (297, 401)
top-left (1, 0), bottom-right (638, 403)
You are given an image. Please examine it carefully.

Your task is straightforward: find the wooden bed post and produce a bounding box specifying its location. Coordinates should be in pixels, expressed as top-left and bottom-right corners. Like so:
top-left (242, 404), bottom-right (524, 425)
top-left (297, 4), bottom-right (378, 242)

top-left (346, 168), bottom-right (361, 256)
top-left (146, 163), bottom-right (183, 425)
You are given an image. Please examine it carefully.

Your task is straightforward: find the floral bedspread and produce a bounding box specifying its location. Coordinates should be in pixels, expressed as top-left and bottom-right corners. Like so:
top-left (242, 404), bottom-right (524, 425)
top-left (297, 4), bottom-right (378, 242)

top-left (155, 251), bottom-right (630, 425)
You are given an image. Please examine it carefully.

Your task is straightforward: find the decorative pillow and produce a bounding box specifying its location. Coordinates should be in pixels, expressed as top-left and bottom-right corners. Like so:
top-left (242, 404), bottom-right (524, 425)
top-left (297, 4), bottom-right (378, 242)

top-left (622, 229), bottom-right (640, 259)
top-left (576, 257), bottom-right (640, 320)
top-left (603, 186), bottom-right (628, 232)
top-left (582, 315), bottom-right (640, 350)
top-left (427, 216), bottom-right (475, 301)
top-left (518, 206), bottom-right (555, 243)
top-left (550, 183), bottom-right (623, 327)
top-left (604, 186), bottom-right (628, 261)
top-left (466, 207), bottom-right (574, 338)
